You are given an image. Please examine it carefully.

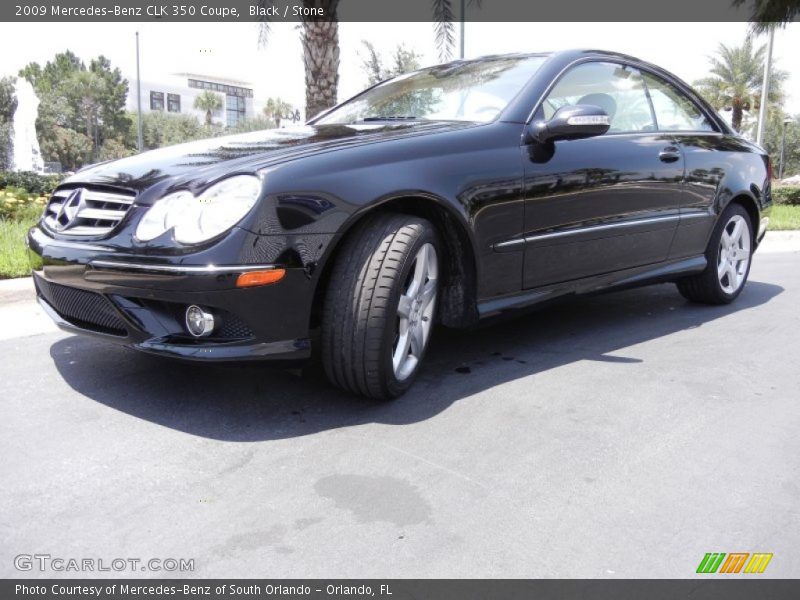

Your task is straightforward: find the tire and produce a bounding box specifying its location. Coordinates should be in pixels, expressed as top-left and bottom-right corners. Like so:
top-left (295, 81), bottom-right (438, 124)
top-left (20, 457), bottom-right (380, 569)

top-left (321, 212), bottom-right (440, 400)
top-left (676, 203), bottom-right (753, 305)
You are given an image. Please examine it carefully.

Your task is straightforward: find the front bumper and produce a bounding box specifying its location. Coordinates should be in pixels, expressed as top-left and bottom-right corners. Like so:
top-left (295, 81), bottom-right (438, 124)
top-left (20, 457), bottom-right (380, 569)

top-left (28, 228), bottom-right (314, 362)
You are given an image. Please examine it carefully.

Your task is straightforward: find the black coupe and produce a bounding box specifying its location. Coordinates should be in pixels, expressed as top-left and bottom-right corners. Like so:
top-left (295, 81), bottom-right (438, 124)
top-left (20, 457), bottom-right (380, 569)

top-left (29, 50), bottom-right (772, 399)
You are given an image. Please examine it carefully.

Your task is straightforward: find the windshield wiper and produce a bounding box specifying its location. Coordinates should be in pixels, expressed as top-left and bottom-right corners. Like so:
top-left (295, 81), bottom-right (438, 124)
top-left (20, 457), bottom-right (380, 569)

top-left (361, 116), bottom-right (419, 121)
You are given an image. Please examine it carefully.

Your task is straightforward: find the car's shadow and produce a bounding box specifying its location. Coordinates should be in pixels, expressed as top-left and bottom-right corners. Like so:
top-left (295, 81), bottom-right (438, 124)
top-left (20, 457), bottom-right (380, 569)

top-left (50, 280), bottom-right (783, 441)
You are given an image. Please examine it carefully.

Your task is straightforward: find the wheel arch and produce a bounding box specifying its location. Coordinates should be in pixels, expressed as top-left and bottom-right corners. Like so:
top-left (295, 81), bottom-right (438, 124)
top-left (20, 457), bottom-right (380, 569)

top-left (309, 194), bottom-right (480, 332)
top-left (724, 192), bottom-right (761, 246)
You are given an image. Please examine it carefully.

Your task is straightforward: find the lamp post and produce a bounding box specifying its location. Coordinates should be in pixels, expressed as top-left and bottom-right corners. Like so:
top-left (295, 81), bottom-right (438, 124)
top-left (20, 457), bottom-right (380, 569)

top-left (779, 117), bottom-right (793, 180)
top-left (136, 31), bottom-right (143, 153)
top-left (459, 0), bottom-right (465, 59)
top-left (756, 25), bottom-right (774, 146)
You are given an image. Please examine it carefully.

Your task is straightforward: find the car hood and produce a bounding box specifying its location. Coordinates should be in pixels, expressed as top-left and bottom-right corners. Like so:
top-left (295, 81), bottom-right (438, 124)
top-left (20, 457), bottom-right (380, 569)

top-left (65, 121), bottom-right (475, 194)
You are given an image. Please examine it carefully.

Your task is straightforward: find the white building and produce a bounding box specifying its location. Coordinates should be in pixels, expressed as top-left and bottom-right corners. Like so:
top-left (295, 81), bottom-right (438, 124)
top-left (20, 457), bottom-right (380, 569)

top-left (126, 73), bottom-right (255, 127)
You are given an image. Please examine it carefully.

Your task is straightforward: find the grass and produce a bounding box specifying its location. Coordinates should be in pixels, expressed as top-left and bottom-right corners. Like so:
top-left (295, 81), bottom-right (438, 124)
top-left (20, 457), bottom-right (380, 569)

top-left (0, 216), bottom-right (38, 279)
top-left (769, 204), bottom-right (800, 231)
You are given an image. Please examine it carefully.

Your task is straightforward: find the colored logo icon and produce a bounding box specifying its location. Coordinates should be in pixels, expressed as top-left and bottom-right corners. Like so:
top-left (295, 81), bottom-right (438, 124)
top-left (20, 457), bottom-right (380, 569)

top-left (696, 552), bottom-right (773, 574)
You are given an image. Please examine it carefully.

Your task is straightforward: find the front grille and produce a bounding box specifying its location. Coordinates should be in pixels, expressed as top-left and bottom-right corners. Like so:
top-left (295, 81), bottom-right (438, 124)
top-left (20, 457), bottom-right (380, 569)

top-left (43, 187), bottom-right (135, 237)
top-left (36, 278), bottom-right (128, 336)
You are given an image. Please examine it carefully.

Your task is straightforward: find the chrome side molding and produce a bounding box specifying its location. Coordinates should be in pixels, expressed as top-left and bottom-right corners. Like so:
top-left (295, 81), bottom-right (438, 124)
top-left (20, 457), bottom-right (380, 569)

top-left (494, 212), bottom-right (710, 250)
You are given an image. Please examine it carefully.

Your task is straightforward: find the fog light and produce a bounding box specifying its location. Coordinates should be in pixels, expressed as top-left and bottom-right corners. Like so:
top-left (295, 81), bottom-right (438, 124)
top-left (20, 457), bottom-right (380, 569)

top-left (185, 305), bottom-right (215, 337)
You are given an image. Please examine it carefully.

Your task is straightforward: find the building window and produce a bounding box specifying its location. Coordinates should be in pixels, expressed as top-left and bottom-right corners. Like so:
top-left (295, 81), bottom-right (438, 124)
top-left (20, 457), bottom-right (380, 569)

top-left (150, 91), bottom-right (164, 111)
top-left (226, 94), bottom-right (246, 127)
top-left (167, 93), bottom-right (181, 113)
top-left (189, 78), bottom-right (253, 98)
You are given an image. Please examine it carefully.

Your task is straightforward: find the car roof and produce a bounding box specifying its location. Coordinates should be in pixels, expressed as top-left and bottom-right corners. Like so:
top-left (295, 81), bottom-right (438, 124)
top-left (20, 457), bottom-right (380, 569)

top-left (461, 49), bottom-right (701, 73)
top-left (458, 50), bottom-right (729, 132)
top-left (458, 49), bottom-right (651, 66)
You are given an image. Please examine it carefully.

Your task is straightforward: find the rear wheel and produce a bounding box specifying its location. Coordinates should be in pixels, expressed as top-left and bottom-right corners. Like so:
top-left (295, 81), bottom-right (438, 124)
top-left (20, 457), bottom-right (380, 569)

top-left (676, 203), bottom-right (753, 304)
top-left (321, 212), bottom-right (440, 400)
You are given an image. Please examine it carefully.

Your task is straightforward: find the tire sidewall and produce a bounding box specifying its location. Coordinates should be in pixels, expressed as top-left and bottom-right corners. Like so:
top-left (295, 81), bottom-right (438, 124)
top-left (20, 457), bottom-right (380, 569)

top-left (380, 224), bottom-right (440, 398)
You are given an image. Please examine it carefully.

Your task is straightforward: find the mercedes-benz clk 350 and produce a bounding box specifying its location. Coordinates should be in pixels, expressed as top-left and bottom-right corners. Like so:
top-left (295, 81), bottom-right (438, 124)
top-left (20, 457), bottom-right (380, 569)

top-left (28, 50), bottom-right (771, 399)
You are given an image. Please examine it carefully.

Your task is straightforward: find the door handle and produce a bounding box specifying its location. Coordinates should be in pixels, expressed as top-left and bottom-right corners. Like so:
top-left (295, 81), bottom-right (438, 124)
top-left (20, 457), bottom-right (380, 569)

top-left (659, 147), bottom-right (681, 163)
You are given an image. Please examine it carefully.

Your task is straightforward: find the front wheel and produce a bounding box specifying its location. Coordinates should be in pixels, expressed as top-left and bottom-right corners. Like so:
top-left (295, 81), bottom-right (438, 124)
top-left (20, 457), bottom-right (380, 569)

top-left (676, 203), bottom-right (753, 305)
top-left (321, 212), bottom-right (440, 400)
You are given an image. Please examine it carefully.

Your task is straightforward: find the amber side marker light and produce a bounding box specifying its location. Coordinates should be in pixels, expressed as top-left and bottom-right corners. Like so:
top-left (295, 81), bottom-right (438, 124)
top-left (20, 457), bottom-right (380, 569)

top-left (236, 269), bottom-right (286, 288)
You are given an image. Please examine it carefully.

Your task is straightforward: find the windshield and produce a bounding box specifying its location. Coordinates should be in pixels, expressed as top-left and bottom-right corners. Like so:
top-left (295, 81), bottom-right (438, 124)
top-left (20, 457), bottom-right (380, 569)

top-left (316, 55), bottom-right (547, 125)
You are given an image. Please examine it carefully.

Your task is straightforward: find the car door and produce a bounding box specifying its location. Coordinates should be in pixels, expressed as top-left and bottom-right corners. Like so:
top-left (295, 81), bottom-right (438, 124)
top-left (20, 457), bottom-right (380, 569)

top-left (520, 61), bottom-right (685, 289)
top-left (637, 70), bottom-right (738, 261)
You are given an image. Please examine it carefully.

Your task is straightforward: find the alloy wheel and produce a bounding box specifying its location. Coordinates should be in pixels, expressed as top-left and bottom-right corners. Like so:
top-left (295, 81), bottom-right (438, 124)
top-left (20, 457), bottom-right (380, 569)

top-left (717, 214), bottom-right (751, 295)
top-left (393, 243), bottom-right (438, 381)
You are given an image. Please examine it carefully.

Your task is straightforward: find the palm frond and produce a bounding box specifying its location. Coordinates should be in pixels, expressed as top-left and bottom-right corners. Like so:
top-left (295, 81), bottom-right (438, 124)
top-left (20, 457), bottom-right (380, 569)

top-left (695, 33), bottom-right (788, 128)
top-left (432, 0), bottom-right (456, 62)
top-left (732, 0), bottom-right (799, 33)
top-left (257, 0), bottom-right (273, 48)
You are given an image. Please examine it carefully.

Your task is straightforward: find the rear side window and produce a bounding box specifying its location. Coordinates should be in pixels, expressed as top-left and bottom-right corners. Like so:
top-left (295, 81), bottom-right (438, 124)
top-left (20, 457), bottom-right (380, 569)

top-left (642, 72), bottom-right (715, 132)
top-left (542, 61), bottom-right (654, 133)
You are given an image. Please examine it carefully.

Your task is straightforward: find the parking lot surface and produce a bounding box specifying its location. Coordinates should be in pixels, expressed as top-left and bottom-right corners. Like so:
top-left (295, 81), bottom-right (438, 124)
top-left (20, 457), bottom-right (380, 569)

top-left (1, 239), bottom-right (798, 578)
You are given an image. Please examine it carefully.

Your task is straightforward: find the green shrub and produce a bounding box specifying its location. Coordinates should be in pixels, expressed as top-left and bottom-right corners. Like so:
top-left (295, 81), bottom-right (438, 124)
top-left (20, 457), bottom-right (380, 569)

top-left (98, 137), bottom-right (134, 161)
top-left (0, 171), bottom-right (62, 196)
top-left (127, 111), bottom-right (210, 150)
top-left (773, 185), bottom-right (800, 206)
top-left (226, 116), bottom-right (276, 134)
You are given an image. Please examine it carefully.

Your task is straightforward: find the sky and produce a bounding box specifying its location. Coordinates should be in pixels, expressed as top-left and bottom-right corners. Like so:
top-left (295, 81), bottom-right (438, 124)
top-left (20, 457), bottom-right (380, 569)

top-left (0, 21), bottom-right (798, 118)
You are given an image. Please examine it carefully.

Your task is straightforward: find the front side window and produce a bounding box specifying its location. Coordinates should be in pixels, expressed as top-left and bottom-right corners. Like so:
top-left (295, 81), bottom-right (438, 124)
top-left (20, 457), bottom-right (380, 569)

top-left (541, 62), bottom-right (654, 133)
top-left (642, 72), bottom-right (715, 132)
top-left (317, 55), bottom-right (547, 124)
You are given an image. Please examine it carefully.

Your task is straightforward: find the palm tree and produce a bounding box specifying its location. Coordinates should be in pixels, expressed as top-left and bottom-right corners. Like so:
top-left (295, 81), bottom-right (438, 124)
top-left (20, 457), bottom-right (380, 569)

top-left (262, 97), bottom-right (293, 127)
top-left (258, 0), bottom-right (341, 120)
top-left (301, 11), bottom-right (341, 120)
top-left (732, 0), bottom-right (800, 32)
top-left (258, 0), bottom-right (472, 120)
top-left (694, 37), bottom-right (786, 132)
top-left (432, 0), bottom-right (456, 62)
top-left (193, 90), bottom-right (223, 126)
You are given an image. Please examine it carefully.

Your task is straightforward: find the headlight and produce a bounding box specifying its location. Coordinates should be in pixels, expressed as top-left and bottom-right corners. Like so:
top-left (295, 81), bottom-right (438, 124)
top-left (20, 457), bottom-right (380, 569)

top-left (136, 175), bottom-right (262, 244)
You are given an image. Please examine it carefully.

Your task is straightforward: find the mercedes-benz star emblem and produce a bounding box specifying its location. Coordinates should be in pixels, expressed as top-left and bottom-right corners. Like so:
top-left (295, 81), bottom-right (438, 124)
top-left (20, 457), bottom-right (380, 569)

top-left (55, 188), bottom-right (85, 231)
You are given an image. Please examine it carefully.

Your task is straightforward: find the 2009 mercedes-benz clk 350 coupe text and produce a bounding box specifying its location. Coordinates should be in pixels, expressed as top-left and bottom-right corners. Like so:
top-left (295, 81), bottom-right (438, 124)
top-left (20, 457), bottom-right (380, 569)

top-left (29, 50), bottom-right (772, 399)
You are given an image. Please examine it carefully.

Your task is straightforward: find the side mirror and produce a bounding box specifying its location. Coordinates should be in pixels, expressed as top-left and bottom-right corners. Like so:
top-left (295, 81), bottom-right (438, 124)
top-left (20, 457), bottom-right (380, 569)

top-left (529, 104), bottom-right (611, 144)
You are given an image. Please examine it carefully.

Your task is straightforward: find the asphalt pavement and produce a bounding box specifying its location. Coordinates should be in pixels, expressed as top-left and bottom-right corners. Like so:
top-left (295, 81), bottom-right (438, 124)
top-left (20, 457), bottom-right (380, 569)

top-left (1, 234), bottom-right (798, 578)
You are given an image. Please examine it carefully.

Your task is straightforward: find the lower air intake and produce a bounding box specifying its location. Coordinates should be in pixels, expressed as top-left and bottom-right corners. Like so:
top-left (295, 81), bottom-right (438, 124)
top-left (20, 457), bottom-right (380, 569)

top-left (35, 278), bottom-right (128, 336)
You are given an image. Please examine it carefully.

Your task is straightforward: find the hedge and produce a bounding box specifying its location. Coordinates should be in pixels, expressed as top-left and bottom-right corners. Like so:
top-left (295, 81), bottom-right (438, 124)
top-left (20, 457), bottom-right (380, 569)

top-left (0, 171), bottom-right (62, 196)
top-left (773, 186), bottom-right (800, 206)
top-left (0, 171), bottom-right (58, 222)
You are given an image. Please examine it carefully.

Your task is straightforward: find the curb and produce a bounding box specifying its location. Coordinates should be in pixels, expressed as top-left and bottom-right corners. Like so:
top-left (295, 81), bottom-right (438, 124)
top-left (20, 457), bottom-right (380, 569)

top-left (0, 276), bottom-right (34, 305)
